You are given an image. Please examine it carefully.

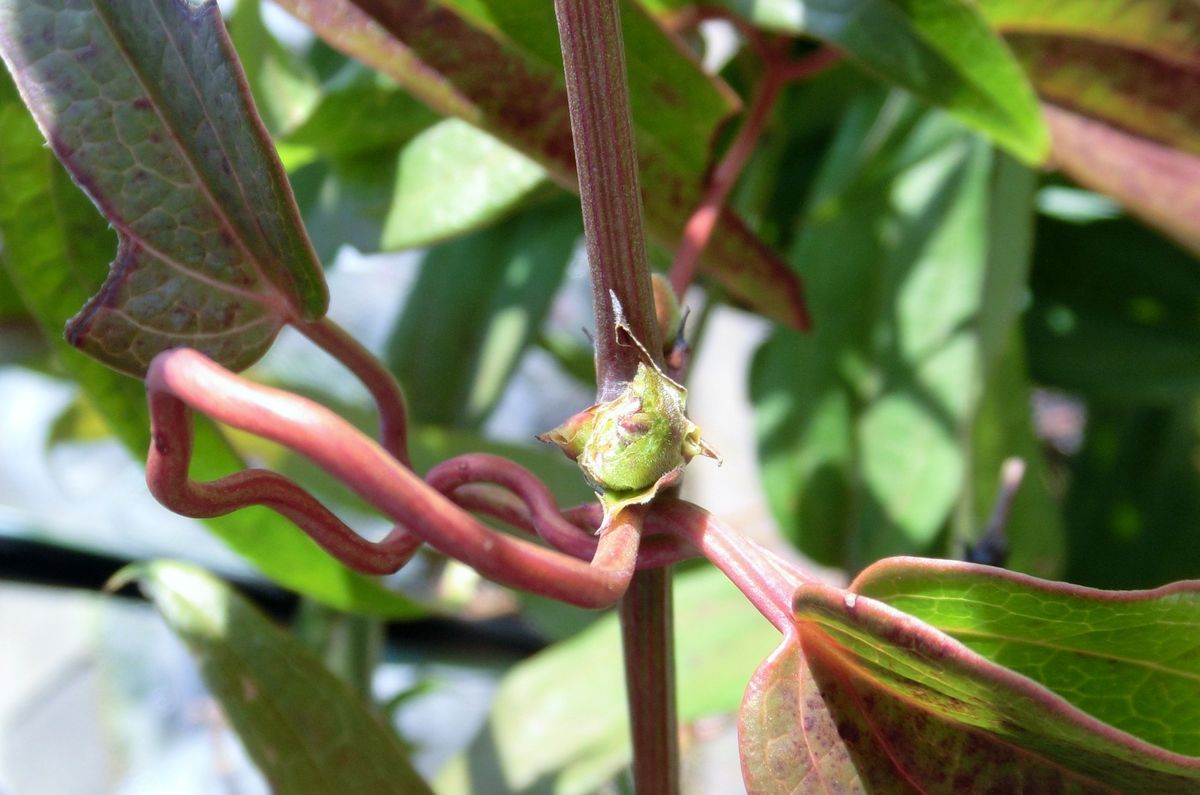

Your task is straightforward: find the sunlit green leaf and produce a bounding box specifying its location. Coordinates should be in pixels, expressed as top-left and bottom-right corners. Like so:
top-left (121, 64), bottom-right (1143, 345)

top-left (387, 197), bottom-right (580, 428)
top-left (853, 558), bottom-right (1200, 755)
top-left (740, 568), bottom-right (1200, 792)
top-left (721, 0), bottom-right (1048, 163)
top-left (382, 120), bottom-right (549, 251)
top-left (752, 90), bottom-right (1047, 569)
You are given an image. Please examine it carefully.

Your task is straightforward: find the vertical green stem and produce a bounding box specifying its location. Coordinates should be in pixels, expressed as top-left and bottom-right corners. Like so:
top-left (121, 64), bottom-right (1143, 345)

top-left (553, 1), bottom-right (678, 790)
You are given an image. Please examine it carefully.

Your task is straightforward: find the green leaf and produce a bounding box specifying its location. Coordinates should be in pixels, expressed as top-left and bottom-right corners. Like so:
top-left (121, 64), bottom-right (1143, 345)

top-left (967, 333), bottom-right (1065, 578)
top-left (0, 84), bottom-right (425, 617)
top-left (127, 561), bottom-right (433, 794)
top-left (382, 119), bottom-right (549, 250)
top-left (288, 153), bottom-right (400, 263)
top-left (722, 0), bottom-right (1049, 163)
top-left (275, 0), bottom-right (811, 329)
top-left (1026, 213), bottom-right (1200, 402)
top-left (740, 571), bottom-right (1200, 792)
top-left (1060, 402), bottom-right (1200, 591)
top-left (853, 558), bottom-right (1200, 756)
top-left (962, 153), bottom-right (1064, 577)
top-left (387, 197), bottom-right (580, 428)
top-left (280, 66), bottom-right (440, 158)
top-left (0, 0), bottom-right (327, 376)
top-left (436, 565), bottom-right (779, 794)
top-left (752, 90), bottom-right (1044, 570)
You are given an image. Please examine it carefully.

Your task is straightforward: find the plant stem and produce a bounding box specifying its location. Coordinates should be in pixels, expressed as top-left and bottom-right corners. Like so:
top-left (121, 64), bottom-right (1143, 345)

top-left (554, 1), bottom-right (677, 789)
top-left (669, 47), bottom-right (841, 300)
top-left (297, 317), bottom-right (411, 467)
top-left (555, 0), bottom-right (660, 394)
top-left (619, 568), bottom-right (680, 794)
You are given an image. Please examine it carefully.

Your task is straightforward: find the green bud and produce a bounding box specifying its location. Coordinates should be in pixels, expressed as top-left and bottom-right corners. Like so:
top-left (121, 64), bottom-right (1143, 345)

top-left (539, 356), bottom-right (718, 530)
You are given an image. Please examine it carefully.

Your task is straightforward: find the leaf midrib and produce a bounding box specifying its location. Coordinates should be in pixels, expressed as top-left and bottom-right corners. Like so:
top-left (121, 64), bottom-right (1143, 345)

top-left (87, 0), bottom-right (291, 318)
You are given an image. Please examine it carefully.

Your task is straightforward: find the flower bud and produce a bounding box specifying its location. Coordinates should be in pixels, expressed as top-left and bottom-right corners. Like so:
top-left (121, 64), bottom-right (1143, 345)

top-left (539, 358), bottom-right (718, 529)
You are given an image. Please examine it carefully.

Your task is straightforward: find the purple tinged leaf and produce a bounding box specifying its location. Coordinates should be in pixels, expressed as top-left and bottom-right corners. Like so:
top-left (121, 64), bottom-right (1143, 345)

top-left (1044, 105), bottom-right (1200, 256)
top-left (740, 570), bottom-right (1200, 792)
top-left (980, 0), bottom-right (1200, 67)
top-left (1008, 35), bottom-right (1200, 157)
top-left (975, 0), bottom-right (1200, 254)
top-left (274, 0), bottom-right (812, 330)
top-left (0, 0), bottom-right (328, 376)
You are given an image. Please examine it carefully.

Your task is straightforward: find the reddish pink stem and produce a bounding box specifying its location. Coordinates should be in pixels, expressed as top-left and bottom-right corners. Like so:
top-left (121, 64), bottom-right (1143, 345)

top-left (668, 47), bottom-right (841, 303)
top-left (296, 317), bottom-right (411, 467)
top-left (428, 456), bottom-right (694, 569)
top-left (649, 500), bottom-right (806, 634)
top-left (145, 349), bottom-right (641, 608)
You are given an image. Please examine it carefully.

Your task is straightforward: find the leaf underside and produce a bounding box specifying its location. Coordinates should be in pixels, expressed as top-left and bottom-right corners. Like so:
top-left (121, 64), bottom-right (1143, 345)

top-left (0, 0), bottom-right (327, 376)
top-left (740, 560), bottom-right (1200, 793)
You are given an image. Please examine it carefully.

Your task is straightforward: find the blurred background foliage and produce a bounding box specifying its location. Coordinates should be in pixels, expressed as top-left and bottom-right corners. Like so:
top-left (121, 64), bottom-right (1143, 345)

top-left (0, 0), bottom-right (1197, 792)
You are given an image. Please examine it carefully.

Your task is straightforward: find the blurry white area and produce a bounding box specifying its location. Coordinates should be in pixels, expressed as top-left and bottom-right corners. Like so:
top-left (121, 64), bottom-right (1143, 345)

top-left (0, 583), bottom-right (267, 795)
top-left (0, 368), bottom-right (247, 571)
top-left (485, 246), bottom-right (595, 444)
top-left (698, 19), bottom-right (740, 74)
top-left (253, 246), bottom-right (422, 406)
top-left (681, 305), bottom-right (781, 547)
top-left (376, 661), bottom-right (505, 777)
top-left (217, 0), bottom-right (314, 50)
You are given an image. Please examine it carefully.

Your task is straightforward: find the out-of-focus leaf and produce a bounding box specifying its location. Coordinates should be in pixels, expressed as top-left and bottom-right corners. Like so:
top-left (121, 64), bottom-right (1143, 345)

top-left (1008, 35), bottom-right (1200, 158)
top-left (229, 0), bottom-right (320, 134)
top-left (1026, 213), bottom-right (1200, 403)
top-left (740, 568), bottom-right (1200, 792)
top-left (289, 154), bottom-right (399, 263)
top-left (720, 0), bottom-right (1048, 163)
top-left (979, 0), bottom-right (1200, 63)
top-left (0, 0), bottom-right (328, 376)
top-left (0, 247), bottom-right (27, 320)
top-left (0, 88), bottom-right (425, 618)
top-left (387, 197), bottom-right (580, 428)
top-left (382, 120), bottom-right (549, 251)
top-left (1061, 402), bottom-right (1200, 590)
top-left (435, 565), bottom-right (779, 795)
top-left (1043, 106), bottom-right (1200, 257)
top-left (281, 67), bottom-right (440, 158)
top-left (962, 153), bottom-right (1063, 577)
top-left (125, 561), bottom-right (433, 794)
top-left (853, 557), bottom-right (1200, 755)
top-left (731, 63), bottom-right (870, 255)
top-left (970, 1), bottom-right (1200, 253)
top-left (275, 0), bottom-right (811, 329)
top-left (752, 90), bottom-right (1050, 570)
